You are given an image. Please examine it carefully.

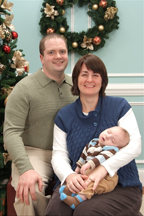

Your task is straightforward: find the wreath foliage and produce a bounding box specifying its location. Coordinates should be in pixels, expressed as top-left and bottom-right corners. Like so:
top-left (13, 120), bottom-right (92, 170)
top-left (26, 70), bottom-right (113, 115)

top-left (39, 0), bottom-right (119, 56)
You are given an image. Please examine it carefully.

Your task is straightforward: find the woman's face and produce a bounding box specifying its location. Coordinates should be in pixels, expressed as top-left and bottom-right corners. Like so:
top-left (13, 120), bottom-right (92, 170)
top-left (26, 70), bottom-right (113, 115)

top-left (78, 63), bottom-right (102, 97)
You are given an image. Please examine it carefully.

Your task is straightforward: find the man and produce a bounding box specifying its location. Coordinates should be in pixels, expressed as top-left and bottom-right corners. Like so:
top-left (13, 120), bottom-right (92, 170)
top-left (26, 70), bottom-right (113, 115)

top-left (4, 33), bottom-right (77, 216)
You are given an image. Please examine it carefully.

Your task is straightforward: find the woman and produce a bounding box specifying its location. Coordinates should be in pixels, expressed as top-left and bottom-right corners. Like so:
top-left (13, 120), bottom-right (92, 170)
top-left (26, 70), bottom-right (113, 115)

top-left (45, 54), bottom-right (142, 216)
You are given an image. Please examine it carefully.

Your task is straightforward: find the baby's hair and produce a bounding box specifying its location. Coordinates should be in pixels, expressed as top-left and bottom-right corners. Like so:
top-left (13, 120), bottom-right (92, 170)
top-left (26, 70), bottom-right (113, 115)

top-left (119, 127), bottom-right (130, 145)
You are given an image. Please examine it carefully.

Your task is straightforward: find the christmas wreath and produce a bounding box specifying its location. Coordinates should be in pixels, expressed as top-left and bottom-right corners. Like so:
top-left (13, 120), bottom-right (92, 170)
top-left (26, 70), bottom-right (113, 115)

top-left (39, 0), bottom-right (119, 56)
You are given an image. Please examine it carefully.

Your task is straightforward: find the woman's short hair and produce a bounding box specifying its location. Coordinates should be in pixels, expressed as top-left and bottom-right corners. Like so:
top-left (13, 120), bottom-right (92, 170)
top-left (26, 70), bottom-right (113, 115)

top-left (39, 33), bottom-right (67, 56)
top-left (71, 54), bottom-right (108, 97)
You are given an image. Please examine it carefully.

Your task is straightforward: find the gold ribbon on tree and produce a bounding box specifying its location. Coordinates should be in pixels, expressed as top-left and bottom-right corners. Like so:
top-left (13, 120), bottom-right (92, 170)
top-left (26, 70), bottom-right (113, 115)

top-left (1, 0), bottom-right (13, 11)
top-left (0, 25), bottom-right (5, 39)
top-left (11, 51), bottom-right (29, 76)
top-left (4, 14), bottom-right (15, 30)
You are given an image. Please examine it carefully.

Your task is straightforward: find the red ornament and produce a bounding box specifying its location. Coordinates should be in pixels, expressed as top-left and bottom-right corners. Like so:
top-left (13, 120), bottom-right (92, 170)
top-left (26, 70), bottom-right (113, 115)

top-left (2, 45), bottom-right (11, 53)
top-left (46, 28), bottom-right (55, 34)
top-left (99, 0), bottom-right (107, 8)
top-left (56, 0), bottom-right (64, 6)
top-left (24, 65), bottom-right (29, 72)
top-left (24, 66), bottom-right (27, 71)
top-left (12, 31), bottom-right (18, 39)
top-left (93, 36), bottom-right (101, 45)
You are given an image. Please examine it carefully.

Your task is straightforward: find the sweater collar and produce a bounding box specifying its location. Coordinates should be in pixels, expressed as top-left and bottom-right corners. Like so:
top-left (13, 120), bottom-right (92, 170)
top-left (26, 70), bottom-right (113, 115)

top-left (34, 69), bottom-right (72, 87)
top-left (76, 96), bottom-right (102, 118)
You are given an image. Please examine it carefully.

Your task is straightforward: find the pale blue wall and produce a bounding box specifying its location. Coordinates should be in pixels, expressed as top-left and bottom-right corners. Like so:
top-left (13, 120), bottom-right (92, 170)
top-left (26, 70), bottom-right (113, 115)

top-left (11, 1), bottom-right (144, 165)
top-left (12, 1), bottom-right (144, 79)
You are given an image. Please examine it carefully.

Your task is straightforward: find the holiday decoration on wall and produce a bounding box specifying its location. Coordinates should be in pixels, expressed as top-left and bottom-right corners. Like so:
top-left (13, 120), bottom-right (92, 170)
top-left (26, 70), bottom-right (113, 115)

top-left (39, 0), bottom-right (119, 56)
top-left (0, 0), bottom-right (29, 215)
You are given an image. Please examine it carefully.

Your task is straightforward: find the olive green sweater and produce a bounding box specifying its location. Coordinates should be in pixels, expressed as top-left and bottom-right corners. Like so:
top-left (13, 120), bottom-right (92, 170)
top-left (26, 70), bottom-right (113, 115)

top-left (4, 69), bottom-right (76, 175)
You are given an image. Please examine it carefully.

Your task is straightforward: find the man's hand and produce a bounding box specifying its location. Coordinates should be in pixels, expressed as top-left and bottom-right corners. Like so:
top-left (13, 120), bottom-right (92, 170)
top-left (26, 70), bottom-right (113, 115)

top-left (16, 170), bottom-right (43, 205)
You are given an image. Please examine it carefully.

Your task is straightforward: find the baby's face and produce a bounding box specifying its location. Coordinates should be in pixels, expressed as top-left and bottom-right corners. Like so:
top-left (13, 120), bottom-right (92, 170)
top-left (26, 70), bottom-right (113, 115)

top-left (99, 127), bottom-right (128, 148)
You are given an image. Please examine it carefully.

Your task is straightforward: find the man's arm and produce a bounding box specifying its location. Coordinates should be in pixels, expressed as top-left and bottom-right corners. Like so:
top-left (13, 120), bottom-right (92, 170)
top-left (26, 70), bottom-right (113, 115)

top-left (4, 83), bottom-right (43, 204)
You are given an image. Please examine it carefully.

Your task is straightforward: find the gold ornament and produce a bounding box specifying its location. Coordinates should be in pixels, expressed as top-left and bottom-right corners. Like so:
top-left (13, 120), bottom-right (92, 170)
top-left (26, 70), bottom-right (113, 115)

top-left (104, 7), bottom-right (118, 21)
top-left (72, 42), bottom-right (78, 48)
top-left (11, 50), bottom-right (29, 76)
top-left (1, 0), bottom-right (13, 11)
top-left (62, 9), bottom-right (65, 15)
top-left (98, 25), bottom-right (104, 31)
top-left (99, 0), bottom-right (107, 8)
top-left (93, 36), bottom-right (101, 45)
top-left (0, 0), bottom-right (2, 5)
top-left (92, 4), bottom-right (98, 10)
top-left (44, 3), bottom-right (59, 20)
top-left (81, 35), bottom-right (94, 50)
top-left (56, 0), bottom-right (64, 6)
top-left (0, 63), bottom-right (5, 73)
top-left (46, 28), bottom-right (55, 34)
top-left (60, 27), bottom-right (65, 33)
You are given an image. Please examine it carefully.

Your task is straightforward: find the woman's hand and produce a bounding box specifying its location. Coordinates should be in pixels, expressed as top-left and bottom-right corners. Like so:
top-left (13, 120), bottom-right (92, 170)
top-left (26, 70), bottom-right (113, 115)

top-left (87, 165), bottom-right (108, 191)
top-left (75, 166), bottom-right (80, 174)
top-left (65, 173), bottom-right (88, 194)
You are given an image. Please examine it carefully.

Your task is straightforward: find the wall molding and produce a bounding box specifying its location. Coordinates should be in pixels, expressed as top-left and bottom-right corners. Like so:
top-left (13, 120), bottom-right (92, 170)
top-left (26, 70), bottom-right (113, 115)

top-left (108, 73), bottom-right (144, 77)
top-left (130, 102), bottom-right (144, 106)
top-left (136, 160), bottom-right (144, 164)
top-left (106, 83), bottom-right (144, 96)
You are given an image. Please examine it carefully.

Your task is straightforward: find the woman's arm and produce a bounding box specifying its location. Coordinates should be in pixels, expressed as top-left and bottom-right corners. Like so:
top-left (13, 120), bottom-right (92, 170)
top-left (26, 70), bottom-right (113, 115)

top-left (52, 124), bottom-right (88, 193)
top-left (51, 124), bottom-right (74, 185)
top-left (102, 108), bottom-right (141, 176)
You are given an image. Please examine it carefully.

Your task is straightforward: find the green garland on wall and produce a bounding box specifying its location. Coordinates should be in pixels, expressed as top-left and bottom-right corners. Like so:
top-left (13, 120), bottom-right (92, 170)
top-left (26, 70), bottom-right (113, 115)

top-left (39, 0), bottom-right (119, 56)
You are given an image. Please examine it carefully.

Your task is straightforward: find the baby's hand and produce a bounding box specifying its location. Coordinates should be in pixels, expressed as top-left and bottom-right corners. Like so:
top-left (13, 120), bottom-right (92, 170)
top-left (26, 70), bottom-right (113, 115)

top-left (80, 163), bottom-right (91, 175)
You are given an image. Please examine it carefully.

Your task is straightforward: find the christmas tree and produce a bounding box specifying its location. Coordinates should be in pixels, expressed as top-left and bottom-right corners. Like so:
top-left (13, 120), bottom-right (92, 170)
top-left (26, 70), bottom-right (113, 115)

top-left (0, 0), bottom-right (29, 215)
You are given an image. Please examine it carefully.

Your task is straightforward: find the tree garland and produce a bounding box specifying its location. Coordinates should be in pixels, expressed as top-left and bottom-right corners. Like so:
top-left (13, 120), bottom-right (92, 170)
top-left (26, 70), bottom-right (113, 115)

top-left (39, 0), bottom-right (119, 56)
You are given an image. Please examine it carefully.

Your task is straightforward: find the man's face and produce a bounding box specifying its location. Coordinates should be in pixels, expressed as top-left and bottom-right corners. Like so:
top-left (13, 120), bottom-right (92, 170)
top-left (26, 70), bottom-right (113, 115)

top-left (40, 38), bottom-right (68, 76)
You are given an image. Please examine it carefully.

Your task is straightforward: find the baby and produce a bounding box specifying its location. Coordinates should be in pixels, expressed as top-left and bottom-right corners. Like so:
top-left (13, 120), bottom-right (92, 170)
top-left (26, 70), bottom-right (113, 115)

top-left (59, 126), bottom-right (130, 209)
